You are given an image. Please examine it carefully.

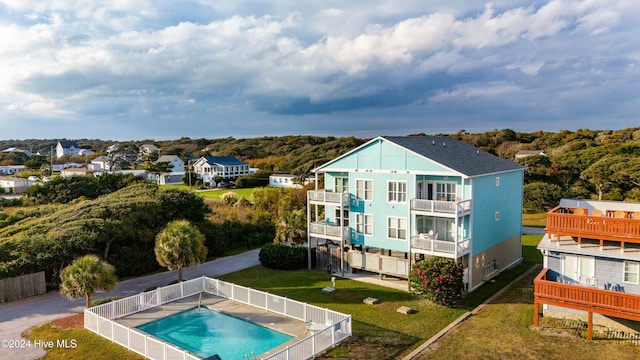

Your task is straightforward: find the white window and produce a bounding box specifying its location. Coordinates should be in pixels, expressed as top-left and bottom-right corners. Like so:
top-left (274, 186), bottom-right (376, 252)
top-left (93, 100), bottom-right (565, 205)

top-left (436, 183), bottom-right (456, 201)
top-left (356, 179), bottom-right (373, 201)
top-left (387, 181), bottom-right (407, 202)
top-left (562, 255), bottom-right (595, 284)
top-left (334, 209), bottom-right (349, 227)
top-left (388, 217), bottom-right (407, 240)
top-left (496, 177), bottom-right (500, 186)
top-left (356, 213), bottom-right (373, 235)
top-left (624, 261), bottom-right (639, 284)
top-left (335, 177), bottom-right (349, 193)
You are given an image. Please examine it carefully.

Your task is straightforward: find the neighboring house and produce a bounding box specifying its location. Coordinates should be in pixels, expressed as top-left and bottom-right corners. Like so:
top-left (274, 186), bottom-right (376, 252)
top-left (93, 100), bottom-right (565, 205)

top-left (78, 148), bottom-right (96, 156)
top-left (152, 155), bottom-right (185, 185)
top-left (155, 155), bottom-right (185, 173)
top-left (139, 144), bottom-right (159, 157)
top-left (307, 136), bottom-right (525, 293)
top-left (0, 165), bottom-right (27, 175)
top-left (89, 156), bottom-right (113, 171)
top-left (59, 167), bottom-right (91, 177)
top-left (514, 150), bottom-right (546, 159)
top-left (0, 176), bottom-right (29, 193)
top-left (56, 141), bottom-right (80, 158)
top-left (534, 199), bottom-right (640, 339)
top-left (191, 156), bottom-right (250, 185)
top-left (269, 174), bottom-right (309, 189)
top-left (2, 148), bottom-right (32, 157)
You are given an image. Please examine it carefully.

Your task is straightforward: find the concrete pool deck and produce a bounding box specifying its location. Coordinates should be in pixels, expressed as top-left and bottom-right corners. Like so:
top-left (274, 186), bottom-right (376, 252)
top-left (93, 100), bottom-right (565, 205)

top-left (116, 293), bottom-right (309, 359)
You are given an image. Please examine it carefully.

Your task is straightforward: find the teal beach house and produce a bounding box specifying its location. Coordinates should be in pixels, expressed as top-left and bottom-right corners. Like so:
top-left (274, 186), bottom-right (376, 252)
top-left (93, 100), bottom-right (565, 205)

top-left (307, 135), bottom-right (525, 292)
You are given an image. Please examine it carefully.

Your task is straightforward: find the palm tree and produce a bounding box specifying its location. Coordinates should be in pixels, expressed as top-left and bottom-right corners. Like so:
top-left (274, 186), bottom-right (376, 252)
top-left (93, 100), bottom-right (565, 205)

top-left (274, 209), bottom-right (307, 245)
top-left (154, 219), bottom-right (207, 282)
top-left (60, 254), bottom-right (117, 308)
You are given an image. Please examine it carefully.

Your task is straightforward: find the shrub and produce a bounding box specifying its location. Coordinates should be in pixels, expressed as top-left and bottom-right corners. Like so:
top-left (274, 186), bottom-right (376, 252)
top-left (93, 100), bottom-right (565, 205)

top-left (259, 243), bottom-right (308, 270)
top-left (220, 191), bottom-right (239, 205)
top-left (91, 296), bottom-right (122, 307)
top-left (410, 257), bottom-right (464, 306)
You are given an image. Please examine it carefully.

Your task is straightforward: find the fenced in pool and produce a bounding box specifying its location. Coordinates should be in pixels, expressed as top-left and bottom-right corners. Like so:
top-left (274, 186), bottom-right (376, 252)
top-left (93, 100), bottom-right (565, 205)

top-left (84, 276), bottom-right (352, 359)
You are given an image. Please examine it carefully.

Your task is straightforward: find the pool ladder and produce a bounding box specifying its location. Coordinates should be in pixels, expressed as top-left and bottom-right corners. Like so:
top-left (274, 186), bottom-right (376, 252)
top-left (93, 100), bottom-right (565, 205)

top-left (242, 351), bottom-right (256, 360)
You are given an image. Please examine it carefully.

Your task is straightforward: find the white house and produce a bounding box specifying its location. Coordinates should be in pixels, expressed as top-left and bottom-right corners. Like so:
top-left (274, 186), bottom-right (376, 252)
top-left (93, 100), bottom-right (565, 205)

top-left (192, 156), bottom-right (250, 185)
top-left (152, 155), bottom-right (185, 185)
top-left (56, 141), bottom-right (80, 158)
top-left (59, 167), bottom-right (91, 178)
top-left (0, 176), bottom-right (29, 193)
top-left (156, 155), bottom-right (185, 173)
top-left (139, 144), bottom-right (159, 157)
top-left (269, 174), bottom-right (309, 189)
top-left (0, 165), bottom-right (27, 175)
top-left (89, 156), bottom-right (113, 171)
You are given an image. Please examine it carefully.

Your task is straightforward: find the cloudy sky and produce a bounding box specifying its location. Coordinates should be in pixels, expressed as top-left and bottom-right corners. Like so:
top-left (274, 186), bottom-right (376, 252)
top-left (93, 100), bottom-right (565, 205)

top-left (0, 1), bottom-right (638, 141)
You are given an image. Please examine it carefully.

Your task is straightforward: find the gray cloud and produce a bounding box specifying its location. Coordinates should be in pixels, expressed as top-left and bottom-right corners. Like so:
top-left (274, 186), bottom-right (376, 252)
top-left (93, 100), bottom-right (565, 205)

top-left (0, 0), bottom-right (638, 140)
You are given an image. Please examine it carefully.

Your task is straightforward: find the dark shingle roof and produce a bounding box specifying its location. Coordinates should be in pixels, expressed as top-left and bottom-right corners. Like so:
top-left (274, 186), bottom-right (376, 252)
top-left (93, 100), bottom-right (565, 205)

top-left (202, 156), bottom-right (247, 166)
top-left (382, 136), bottom-right (524, 176)
top-left (58, 140), bottom-right (78, 148)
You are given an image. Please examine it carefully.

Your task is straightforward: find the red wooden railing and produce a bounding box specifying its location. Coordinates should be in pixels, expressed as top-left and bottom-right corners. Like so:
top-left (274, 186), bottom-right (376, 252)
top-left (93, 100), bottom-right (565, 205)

top-left (534, 268), bottom-right (640, 334)
top-left (546, 206), bottom-right (640, 244)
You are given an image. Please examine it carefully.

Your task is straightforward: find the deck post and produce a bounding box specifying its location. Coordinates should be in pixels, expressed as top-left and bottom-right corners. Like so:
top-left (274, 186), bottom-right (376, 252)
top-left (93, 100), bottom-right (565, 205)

top-left (533, 299), bottom-right (539, 328)
top-left (587, 312), bottom-right (593, 340)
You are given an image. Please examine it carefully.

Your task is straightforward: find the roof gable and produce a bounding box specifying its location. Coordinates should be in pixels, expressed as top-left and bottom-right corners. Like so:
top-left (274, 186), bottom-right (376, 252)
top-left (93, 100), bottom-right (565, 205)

top-left (315, 136), bottom-right (524, 176)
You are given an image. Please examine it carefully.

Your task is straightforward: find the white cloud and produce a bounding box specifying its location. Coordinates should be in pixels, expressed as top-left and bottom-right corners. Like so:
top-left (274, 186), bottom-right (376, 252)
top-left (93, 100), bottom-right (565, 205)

top-left (0, 0), bottom-right (638, 140)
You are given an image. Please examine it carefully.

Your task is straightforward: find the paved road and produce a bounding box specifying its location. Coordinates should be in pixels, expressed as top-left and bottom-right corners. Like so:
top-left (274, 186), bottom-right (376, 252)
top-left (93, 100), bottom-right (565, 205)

top-left (0, 248), bottom-right (260, 360)
top-left (522, 226), bottom-right (545, 235)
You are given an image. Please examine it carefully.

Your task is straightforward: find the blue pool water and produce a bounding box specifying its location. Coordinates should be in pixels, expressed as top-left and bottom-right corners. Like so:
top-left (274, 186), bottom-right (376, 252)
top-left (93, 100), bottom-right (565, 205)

top-left (137, 307), bottom-right (294, 359)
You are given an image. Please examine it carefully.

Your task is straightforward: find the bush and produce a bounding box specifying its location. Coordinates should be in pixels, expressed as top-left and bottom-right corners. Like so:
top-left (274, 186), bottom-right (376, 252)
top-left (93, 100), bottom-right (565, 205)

top-left (410, 257), bottom-right (464, 306)
top-left (91, 296), bottom-right (122, 307)
top-left (259, 243), bottom-right (308, 270)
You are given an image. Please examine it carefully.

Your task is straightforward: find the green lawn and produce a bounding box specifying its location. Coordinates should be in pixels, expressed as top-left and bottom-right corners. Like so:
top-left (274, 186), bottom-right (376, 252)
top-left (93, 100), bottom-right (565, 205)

top-left (196, 187), bottom-right (256, 199)
top-left (160, 184), bottom-right (257, 199)
top-left (523, 212), bottom-right (547, 227)
top-left (27, 234), bottom-right (550, 360)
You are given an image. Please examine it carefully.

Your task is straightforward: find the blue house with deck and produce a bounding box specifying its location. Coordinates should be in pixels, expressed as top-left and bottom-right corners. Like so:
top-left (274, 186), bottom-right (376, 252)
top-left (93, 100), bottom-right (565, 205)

top-left (307, 136), bottom-right (525, 292)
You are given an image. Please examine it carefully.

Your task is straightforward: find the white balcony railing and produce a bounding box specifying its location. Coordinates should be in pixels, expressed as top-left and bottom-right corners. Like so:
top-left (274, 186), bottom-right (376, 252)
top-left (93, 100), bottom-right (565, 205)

top-left (410, 199), bottom-right (471, 215)
top-left (309, 222), bottom-right (350, 241)
top-left (411, 234), bottom-right (470, 257)
top-left (308, 190), bottom-right (350, 206)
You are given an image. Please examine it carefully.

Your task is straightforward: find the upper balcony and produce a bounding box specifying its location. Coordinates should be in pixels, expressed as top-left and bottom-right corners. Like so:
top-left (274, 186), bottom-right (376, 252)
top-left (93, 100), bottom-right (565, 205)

top-left (545, 206), bottom-right (640, 247)
top-left (308, 190), bottom-right (350, 207)
top-left (309, 221), bottom-right (350, 242)
top-left (410, 233), bottom-right (470, 259)
top-left (410, 199), bottom-right (471, 217)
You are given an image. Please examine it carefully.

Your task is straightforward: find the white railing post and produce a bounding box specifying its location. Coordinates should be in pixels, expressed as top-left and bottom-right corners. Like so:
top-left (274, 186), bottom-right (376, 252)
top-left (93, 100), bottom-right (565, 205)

top-left (156, 288), bottom-right (161, 305)
top-left (128, 328), bottom-right (131, 350)
top-left (180, 281), bottom-right (184, 299)
top-left (111, 301), bottom-right (116, 319)
top-left (284, 297), bottom-right (287, 316)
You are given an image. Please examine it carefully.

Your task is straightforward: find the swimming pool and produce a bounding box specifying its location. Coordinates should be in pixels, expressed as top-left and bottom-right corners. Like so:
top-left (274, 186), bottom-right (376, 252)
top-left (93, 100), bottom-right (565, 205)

top-left (136, 307), bottom-right (294, 359)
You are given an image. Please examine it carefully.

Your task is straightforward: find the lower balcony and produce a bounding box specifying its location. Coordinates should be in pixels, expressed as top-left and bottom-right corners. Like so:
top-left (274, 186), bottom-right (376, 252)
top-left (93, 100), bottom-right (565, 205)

top-left (534, 268), bottom-right (640, 339)
top-left (410, 234), bottom-right (470, 258)
top-left (309, 222), bottom-right (350, 242)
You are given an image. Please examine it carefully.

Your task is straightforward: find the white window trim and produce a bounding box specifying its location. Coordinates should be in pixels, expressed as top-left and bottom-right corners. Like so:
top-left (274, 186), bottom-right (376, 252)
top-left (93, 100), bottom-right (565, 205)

top-left (356, 213), bottom-right (374, 236)
top-left (356, 178), bottom-right (373, 201)
top-left (387, 180), bottom-right (407, 203)
top-left (624, 261), bottom-right (640, 284)
top-left (435, 181), bottom-right (457, 202)
top-left (387, 216), bottom-right (407, 240)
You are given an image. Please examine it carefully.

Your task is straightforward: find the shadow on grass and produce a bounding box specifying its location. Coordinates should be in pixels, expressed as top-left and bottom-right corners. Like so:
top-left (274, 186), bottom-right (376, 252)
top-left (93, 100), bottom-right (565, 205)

top-left (320, 320), bottom-right (423, 360)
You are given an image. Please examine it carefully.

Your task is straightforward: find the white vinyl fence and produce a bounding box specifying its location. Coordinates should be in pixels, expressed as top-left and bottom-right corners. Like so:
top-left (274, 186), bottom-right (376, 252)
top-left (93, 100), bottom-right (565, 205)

top-left (85, 276), bottom-right (351, 360)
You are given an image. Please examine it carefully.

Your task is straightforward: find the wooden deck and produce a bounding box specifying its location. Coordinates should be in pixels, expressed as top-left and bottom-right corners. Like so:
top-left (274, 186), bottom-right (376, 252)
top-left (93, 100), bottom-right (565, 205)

top-left (533, 268), bottom-right (640, 340)
top-left (545, 206), bottom-right (640, 247)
